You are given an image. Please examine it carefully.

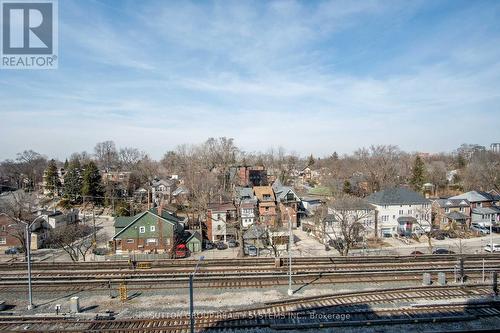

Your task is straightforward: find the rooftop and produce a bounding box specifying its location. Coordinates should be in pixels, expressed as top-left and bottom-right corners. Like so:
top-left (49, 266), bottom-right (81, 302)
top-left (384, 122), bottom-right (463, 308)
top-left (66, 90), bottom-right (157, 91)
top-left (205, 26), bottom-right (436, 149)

top-left (366, 187), bottom-right (430, 205)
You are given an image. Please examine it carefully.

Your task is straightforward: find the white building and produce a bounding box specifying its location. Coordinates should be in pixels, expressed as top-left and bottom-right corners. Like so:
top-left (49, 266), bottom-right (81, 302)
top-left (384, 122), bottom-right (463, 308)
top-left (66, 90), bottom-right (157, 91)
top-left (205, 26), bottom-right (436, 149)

top-left (366, 187), bottom-right (431, 237)
top-left (38, 209), bottom-right (79, 229)
top-left (240, 199), bottom-right (257, 228)
top-left (471, 207), bottom-right (500, 226)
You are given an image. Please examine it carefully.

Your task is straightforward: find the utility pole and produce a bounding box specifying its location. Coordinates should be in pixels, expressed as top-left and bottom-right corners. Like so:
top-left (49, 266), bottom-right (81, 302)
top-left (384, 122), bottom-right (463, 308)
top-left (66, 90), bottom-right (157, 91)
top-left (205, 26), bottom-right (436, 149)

top-left (286, 208), bottom-right (293, 296)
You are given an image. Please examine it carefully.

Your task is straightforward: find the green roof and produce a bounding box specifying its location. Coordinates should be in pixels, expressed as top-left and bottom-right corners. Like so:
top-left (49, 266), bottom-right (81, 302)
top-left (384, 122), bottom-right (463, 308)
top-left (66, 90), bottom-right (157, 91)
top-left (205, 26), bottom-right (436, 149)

top-left (113, 208), bottom-right (180, 229)
top-left (114, 214), bottom-right (141, 228)
top-left (148, 207), bottom-right (182, 223)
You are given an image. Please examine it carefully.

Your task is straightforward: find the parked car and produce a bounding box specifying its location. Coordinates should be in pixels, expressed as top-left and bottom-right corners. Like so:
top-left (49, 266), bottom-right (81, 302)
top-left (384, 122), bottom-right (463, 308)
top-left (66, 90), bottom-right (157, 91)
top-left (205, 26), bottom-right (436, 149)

top-left (484, 244), bottom-right (500, 252)
top-left (4, 247), bottom-right (19, 255)
top-left (247, 245), bottom-right (257, 257)
top-left (92, 248), bottom-right (108, 255)
top-left (471, 224), bottom-right (489, 235)
top-left (216, 242), bottom-right (227, 250)
top-left (433, 248), bottom-right (455, 255)
top-left (410, 251), bottom-right (424, 256)
top-left (228, 240), bottom-right (238, 248)
top-left (204, 241), bottom-right (215, 250)
top-left (491, 226), bottom-right (500, 233)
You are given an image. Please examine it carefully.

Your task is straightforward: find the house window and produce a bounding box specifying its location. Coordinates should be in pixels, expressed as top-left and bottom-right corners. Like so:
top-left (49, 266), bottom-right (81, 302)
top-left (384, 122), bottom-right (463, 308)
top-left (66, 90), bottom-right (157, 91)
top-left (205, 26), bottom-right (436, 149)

top-left (407, 210), bottom-right (412, 215)
top-left (0, 237), bottom-right (6, 245)
top-left (1, 225), bottom-right (5, 231)
top-left (126, 239), bottom-right (134, 243)
top-left (217, 225), bottom-right (222, 231)
top-left (445, 208), bottom-right (450, 213)
top-left (392, 215), bottom-right (395, 219)
top-left (146, 238), bottom-right (157, 244)
top-left (150, 226), bottom-right (156, 232)
top-left (139, 226), bottom-right (145, 233)
top-left (399, 210), bottom-right (403, 215)
top-left (460, 207), bottom-right (464, 212)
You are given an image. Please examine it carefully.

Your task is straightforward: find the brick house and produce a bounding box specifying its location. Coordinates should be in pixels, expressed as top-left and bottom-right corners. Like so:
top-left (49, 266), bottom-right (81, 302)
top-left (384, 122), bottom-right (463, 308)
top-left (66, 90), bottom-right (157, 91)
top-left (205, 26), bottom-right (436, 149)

top-left (0, 213), bottom-right (21, 250)
top-left (449, 191), bottom-right (500, 226)
top-left (272, 180), bottom-right (301, 228)
top-left (111, 207), bottom-right (183, 254)
top-left (432, 198), bottom-right (471, 230)
top-left (253, 186), bottom-right (277, 226)
top-left (231, 165), bottom-right (268, 187)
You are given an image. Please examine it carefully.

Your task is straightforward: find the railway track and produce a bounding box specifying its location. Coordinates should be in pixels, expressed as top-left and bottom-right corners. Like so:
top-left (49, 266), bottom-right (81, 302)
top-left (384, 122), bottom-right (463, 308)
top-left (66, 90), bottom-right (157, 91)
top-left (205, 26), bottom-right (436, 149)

top-left (1, 256), bottom-right (498, 292)
top-left (0, 285), bottom-right (497, 332)
top-left (2, 254), bottom-right (499, 272)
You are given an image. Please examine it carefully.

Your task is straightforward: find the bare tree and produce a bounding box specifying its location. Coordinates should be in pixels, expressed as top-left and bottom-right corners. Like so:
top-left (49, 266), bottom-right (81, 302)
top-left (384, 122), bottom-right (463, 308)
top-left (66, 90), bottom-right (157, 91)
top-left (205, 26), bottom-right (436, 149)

top-left (94, 141), bottom-right (118, 171)
top-left (319, 196), bottom-right (372, 256)
top-left (426, 161), bottom-right (447, 196)
top-left (413, 205), bottom-right (434, 253)
top-left (354, 145), bottom-right (403, 192)
top-left (462, 151), bottom-right (500, 192)
top-left (119, 147), bottom-right (145, 171)
top-left (46, 224), bottom-right (106, 261)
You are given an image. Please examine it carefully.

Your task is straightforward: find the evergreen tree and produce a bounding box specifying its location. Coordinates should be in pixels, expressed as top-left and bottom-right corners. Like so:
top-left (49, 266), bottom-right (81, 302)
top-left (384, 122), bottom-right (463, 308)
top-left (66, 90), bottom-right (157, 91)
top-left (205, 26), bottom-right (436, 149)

top-left (332, 151), bottom-right (339, 160)
top-left (343, 180), bottom-right (352, 194)
top-left (82, 161), bottom-right (104, 204)
top-left (307, 154), bottom-right (315, 166)
top-left (63, 159), bottom-right (83, 203)
top-left (410, 156), bottom-right (426, 191)
top-left (63, 159), bottom-right (69, 169)
top-left (45, 159), bottom-right (61, 197)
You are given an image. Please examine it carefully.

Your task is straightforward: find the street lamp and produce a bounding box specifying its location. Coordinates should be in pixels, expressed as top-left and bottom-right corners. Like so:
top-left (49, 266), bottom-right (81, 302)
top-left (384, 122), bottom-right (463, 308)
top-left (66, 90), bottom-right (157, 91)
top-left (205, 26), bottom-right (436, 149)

top-left (8, 214), bottom-right (45, 310)
top-left (286, 208), bottom-right (293, 296)
top-left (189, 255), bottom-right (205, 333)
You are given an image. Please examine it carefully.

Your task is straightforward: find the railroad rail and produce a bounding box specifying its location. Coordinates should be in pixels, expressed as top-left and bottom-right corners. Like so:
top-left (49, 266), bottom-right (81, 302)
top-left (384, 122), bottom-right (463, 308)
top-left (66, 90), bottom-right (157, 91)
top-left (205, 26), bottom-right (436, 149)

top-left (2, 253), bottom-right (499, 271)
top-left (1, 256), bottom-right (498, 292)
top-left (0, 285), bottom-right (497, 332)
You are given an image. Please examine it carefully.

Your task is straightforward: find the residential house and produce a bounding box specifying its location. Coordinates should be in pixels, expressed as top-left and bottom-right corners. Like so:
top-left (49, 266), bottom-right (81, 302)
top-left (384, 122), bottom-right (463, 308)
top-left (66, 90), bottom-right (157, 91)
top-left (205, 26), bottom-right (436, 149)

top-left (171, 186), bottom-right (189, 207)
top-left (325, 200), bottom-right (376, 241)
top-left (449, 191), bottom-right (499, 209)
top-left (432, 199), bottom-right (471, 230)
top-left (111, 207), bottom-right (183, 254)
top-left (242, 224), bottom-right (268, 249)
top-left (253, 186), bottom-right (277, 226)
top-left (449, 191), bottom-right (500, 226)
top-left (234, 187), bottom-right (258, 229)
top-left (301, 199), bottom-right (375, 244)
top-left (0, 213), bottom-right (21, 250)
top-left (0, 213), bottom-right (46, 251)
top-left (206, 202), bottom-right (237, 242)
top-left (151, 178), bottom-right (177, 205)
top-left (240, 199), bottom-right (257, 229)
top-left (366, 187), bottom-right (431, 237)
top-left (38, 209), bottom-right (79, 229)
top-left (101, 171), bottom-right (132, 197)
top-left (471, 207), bottom-right (500, 226)
top-left (230, 165), bottom-right (268, 187)
top-left (272, 180), bottom-right (301, 228)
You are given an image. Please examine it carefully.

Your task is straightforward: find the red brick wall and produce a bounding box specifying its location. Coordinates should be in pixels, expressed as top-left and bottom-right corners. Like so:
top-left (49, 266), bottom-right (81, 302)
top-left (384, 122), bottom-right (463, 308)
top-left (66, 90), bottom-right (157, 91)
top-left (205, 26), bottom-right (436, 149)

top-left (0, 215), bottom-right (22, 248)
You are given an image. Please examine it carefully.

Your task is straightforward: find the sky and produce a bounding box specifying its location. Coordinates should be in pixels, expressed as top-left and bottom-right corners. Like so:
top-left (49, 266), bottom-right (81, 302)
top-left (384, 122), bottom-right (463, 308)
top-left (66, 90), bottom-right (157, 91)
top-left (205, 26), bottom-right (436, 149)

top-left (1, 0), bottom-right (500, 160)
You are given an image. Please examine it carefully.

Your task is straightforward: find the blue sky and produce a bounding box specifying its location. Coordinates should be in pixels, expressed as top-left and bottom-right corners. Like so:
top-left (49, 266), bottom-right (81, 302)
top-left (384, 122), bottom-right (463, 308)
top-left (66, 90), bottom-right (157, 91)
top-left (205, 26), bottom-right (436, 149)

top-left (1, 0), bottom-right (500, 160)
